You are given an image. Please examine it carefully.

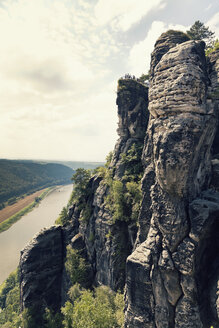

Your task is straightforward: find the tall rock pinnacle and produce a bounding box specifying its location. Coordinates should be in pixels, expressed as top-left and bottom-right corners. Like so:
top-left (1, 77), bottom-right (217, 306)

top-left (125, 32), bottom-right (219, 328)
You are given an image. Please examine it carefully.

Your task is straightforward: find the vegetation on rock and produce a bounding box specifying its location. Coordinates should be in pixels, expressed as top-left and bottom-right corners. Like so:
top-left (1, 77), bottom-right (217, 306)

top-left (65, 246), bottom-right (90, 287)
top-left (187, 20), bottom-right (215, 47)
top-left (104, 144), bottom-right (143, 223)
top-left (61, 286), bottom-right (124, 328)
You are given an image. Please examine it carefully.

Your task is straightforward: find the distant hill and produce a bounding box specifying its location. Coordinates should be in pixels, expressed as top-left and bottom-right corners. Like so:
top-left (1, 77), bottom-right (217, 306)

top-left (0, 159), bottom-right (74, 206)
top-left (44, 160), bottom-right (105, 170)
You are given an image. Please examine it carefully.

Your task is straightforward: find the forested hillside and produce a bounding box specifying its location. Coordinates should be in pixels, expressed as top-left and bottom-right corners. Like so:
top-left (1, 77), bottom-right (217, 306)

top-left (0, 160), bottom-right (74, 206)
top-left (42, 160), bottom-right (105, 170)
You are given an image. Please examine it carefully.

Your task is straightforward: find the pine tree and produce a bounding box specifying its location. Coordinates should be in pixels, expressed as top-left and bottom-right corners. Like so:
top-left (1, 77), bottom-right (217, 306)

top-left (187, 20), bottom-right (215, 47)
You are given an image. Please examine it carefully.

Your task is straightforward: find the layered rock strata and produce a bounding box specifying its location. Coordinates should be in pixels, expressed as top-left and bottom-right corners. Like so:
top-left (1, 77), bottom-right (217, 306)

top-left (124, 36), bottom-right (219, 328)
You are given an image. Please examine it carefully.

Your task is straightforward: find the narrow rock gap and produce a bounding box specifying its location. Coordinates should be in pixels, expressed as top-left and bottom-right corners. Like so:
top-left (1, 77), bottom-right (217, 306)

top-left (196, 217), bottom-right (219, 327)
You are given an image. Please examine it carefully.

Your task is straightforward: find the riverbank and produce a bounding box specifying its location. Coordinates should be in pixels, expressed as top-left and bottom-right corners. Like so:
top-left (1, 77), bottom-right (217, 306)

top-left (0, 184), bottom-right (73, 284)
top-left (0, 187), bottom-right (54, 233)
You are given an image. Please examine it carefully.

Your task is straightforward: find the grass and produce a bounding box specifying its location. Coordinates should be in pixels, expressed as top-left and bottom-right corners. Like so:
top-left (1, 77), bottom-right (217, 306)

top-left (0, 187), bottom-right (53, 233)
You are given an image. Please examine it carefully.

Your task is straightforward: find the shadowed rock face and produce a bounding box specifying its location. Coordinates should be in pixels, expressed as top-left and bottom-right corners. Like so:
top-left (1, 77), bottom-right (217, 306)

top-left (20, 226), bottom-right (63, 313)
top-left (74, 79), bottom-right (149, 291)
top-left (112, 78), bottom-right (148, 179)
top-left (124, 37), bottom-right (219, 328)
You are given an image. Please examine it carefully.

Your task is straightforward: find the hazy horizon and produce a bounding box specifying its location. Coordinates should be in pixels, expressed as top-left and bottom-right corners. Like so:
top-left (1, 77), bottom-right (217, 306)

top-left (0, 0), bottom-right (218, 162)
top-left (0, 157), bottom-right (104, 163)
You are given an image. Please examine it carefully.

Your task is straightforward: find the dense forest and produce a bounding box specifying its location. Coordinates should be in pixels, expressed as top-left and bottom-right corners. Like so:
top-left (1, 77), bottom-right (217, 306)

top-left (0, 160), bottom-right (74, 207)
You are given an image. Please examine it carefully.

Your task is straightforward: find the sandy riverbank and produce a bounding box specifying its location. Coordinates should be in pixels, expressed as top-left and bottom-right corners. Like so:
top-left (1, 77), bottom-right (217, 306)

top-left (0, 188), bottom-right (49, 223)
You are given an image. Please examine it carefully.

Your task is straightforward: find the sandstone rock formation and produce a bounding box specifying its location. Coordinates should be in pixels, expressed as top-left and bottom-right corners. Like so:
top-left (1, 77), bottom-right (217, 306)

top-left (19, 30), bottom-right (219, 328)
top-left (20, 226), bottom-right (63, 323)
top-left (124, 35), bottom-right (219, 328)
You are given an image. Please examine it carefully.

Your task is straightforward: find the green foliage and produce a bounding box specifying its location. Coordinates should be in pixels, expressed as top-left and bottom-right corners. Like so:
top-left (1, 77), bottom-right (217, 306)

top-left (120, 143), bottom-right (144, 180)
top-left (206, 39), bottom-right (219, 56)
top-left (71, 168), bottom-right (92, 199)
top-left (61, 286), bottom-right (124, 328)
top-left (70, 168), bottom-right (93, 222)
top-left (21, 307), bottom-right (43, 328)
top-left (93, 151), bottom-right (114, 183)
top-left (68, 284), bottom-right (84, 304)
top-left (104, 143), bottom-right (143, 223)
top-left (105, 151), bottom-right (113, 168)
top-left (114, 292), bottom-right (125, 327)
top-left (43, 308), bottom-right (63, 328)
top-left (187, 20), bottom-right (215, 47)
top-left (137, 73), bottom-right (150, 84)
top-left (56, 168), bottom-right (93, 225)
top-left (0, 269), bottom-right (22, 328)
top-left (56, 206), bottom-right (69, 225)
top-left (0, 269), bottom-right (19, 309)
top-left (62, 301), bottom-right (74, 328)
top-left (126, 181), bottom-right (142, 221)
top-left (65, 246), bottom-right (90, 287)
top-left (88, 232), bottom-right (95, 243)
top-left (0, 159), bottom-right (73, 207)
top-left (105, 180), bottom-right (128, 222)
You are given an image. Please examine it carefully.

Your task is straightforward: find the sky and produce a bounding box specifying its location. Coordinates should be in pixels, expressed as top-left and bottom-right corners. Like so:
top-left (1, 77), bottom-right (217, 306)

top-left (0, 0), bottom-right (218, 162)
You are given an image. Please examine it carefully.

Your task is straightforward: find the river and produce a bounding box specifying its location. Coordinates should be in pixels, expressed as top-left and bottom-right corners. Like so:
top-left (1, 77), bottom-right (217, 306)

top-left (0, 184), bottom-right (73, 284)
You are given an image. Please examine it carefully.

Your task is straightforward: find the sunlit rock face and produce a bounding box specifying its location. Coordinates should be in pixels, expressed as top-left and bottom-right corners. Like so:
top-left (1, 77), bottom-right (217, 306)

top-left (125, 32), bottom-right (219, 328)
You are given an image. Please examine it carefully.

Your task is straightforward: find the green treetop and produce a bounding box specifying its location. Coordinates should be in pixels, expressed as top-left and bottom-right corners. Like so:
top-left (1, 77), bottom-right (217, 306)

top-left (187, 20), bottom-right (215, 47)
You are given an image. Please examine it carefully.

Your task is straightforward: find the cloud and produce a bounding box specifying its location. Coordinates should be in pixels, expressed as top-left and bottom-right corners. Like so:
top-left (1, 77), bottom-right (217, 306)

top-left (128, 21), bottom-right (188, 76)
top-left (94, 0), bottom-right (166, 31)
top-left (207, 12), bottom-right (219, 36)
top-left (0, 0), bottom-right (122, 161)
top-left (0, 0), bottom-right (119, 97)
top-left (205, 3), bottom-right (213, 11)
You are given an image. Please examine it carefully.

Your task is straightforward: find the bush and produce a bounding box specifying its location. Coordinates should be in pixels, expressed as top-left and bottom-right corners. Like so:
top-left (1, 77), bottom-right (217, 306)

top-left (0, 269), bottom-right (19, 309)
top-left (65, 246), bottom-right (90, 287)
top-left (206, 39), bottom-right (219, 56)
top-left (56, 206), bottom-right (69, 225)
top-left (104, 143), bottom-right (143, 223)
top-left (0, 269), bottom-right (21, 328)
top-left (61, 286), bottom-right (124, 328)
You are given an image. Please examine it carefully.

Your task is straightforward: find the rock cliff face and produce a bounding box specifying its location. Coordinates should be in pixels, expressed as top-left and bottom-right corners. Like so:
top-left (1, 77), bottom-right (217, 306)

top-left (19, 30), bottom-right (219, 328)
top-left (19, 78), bottom-right (149, 310)
top-left (20, 226), bottom-right (64, 323)
top-left (124, 34), bottom-right (219, 328)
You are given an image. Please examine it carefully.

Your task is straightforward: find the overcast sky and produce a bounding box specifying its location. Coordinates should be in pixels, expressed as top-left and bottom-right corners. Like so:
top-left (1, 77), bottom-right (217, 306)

top-left (0, 0), bottom-right (218, 162)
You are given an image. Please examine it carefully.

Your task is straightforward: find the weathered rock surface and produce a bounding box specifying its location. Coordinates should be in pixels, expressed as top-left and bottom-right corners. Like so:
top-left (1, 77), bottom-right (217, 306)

top-left (74, 78), bottom-right (149, 291)
top-left (20, 226), bottom-right (63, 313)
top-left (19, 30), bottom-right (219, 328)
top-left (150, 30), bottom-right (190, 79)
top-left (124, 34), bottom-right (219, 328)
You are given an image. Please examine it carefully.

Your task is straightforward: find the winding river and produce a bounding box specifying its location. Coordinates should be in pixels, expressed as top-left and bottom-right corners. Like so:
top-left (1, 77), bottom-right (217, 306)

top-left (0, 184), bottom-right (73, 284)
